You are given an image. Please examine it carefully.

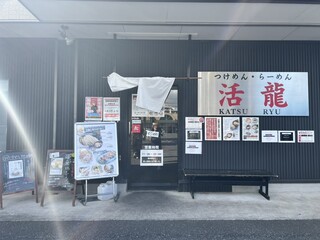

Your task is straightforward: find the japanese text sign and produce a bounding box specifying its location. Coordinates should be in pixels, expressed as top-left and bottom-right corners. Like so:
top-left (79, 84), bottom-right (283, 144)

top-left (198, 72), bottom-right (309, 116)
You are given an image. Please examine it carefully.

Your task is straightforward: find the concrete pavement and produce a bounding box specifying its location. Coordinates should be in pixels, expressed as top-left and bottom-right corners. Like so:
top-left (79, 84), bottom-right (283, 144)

top-left (0, 183), bottom-right (320, 221)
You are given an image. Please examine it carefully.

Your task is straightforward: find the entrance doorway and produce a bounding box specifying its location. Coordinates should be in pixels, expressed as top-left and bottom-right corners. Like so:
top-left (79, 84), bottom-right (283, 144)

top-left (128, 89), bottom-right (178, 190)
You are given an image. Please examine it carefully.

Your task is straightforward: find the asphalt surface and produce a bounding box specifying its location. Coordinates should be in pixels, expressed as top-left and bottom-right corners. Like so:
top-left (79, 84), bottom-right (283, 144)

top-left (1, 184), bottom-right (320, 239)
top-left (1, 220), bottom-right (320, 240)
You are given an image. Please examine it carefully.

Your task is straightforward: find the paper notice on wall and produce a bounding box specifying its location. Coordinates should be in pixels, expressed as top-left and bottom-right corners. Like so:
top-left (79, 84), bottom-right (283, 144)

top-left (185, 142), bottom-right (202, 154)
top-left (297, 130), bottom-right (315, 143)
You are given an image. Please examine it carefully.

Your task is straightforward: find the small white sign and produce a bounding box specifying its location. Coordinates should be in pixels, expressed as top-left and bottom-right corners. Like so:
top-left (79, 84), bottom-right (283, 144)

top-left (146, 130), bottom-right (160, 138)
top-left (185, 142), bottom-right (202, 154)
top-left (297, 130), bottom-right (315, 143)
top-left (261, 131), bottom-right (278, 143)
top-left (140, 149), bottom-right (163, 166)
top-left (185, 117), bottom-right (204, 129)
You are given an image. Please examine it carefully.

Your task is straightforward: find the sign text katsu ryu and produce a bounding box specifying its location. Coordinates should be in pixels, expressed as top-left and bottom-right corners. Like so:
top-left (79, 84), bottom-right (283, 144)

top-left (198, 72), bottom-right (309, 116)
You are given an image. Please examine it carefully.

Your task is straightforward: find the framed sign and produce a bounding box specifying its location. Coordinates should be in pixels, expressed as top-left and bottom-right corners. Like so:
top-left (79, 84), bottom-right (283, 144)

top-left (74, 122), bottom-right (119, 180)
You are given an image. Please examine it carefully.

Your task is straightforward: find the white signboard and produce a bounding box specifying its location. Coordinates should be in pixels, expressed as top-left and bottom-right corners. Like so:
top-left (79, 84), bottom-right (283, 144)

top-left (261, 131), bottom-right (278, 143)
top-left (103, 97), bottom-right (120, 121)
top-left (297, 130), bottom-right (315, 143)
top-left (198, 72), bottom-right (309, 116)
top-left (74, 122), bottom-right (119, 180)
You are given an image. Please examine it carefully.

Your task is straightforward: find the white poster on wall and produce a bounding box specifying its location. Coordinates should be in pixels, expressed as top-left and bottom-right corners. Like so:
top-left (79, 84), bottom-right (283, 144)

top-left (222, 117), bottom-right (240, 141)
top-left (185, 142), bottom-right (202, 154)
top-left (297, 130), bottom-right (315, 143)
top-left (242, 117), bottom-right (259, 141)
top-left (205, 117), bottom-right (222, 141)
top-left (103, 97), bottom-right (120, 121)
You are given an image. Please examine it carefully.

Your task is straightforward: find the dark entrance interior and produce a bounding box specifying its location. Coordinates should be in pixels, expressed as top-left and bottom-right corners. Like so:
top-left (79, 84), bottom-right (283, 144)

top-left (128, 89), bottom-right (178, 190)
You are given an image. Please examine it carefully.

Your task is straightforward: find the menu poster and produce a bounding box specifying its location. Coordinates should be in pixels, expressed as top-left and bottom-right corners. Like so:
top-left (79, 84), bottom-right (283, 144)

top-left (103, 97), bottom-right (120, 122)
top-left (242, 117), bottom-right (259, 141)
top-left (205, 117), bottom-right (221, 141)
top-left (8, 160), bottom-right (24, 179)
top-left (85, 97), bottom-right (103, 121)
top-left (49, 157), bottom-right (63, 176)
top-left (74, 122), bottom-right (119, 180)
top-left (222, 117), bottom-right (240, 141)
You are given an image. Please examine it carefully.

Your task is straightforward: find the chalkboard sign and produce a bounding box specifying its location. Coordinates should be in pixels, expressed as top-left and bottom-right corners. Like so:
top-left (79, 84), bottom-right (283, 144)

top-left (0, 151), bottom-right (35, 194)
top-left (0, 151), bottom-right (37, 208)
top-left (40, 150), bottom-right (74, 206)
top-left (46, 150), bottom-right (73, 189)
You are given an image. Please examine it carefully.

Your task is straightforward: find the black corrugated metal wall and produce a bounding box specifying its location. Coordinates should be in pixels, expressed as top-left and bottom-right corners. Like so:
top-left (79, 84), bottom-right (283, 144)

top-left (0, 39), bottom-right (319, 183)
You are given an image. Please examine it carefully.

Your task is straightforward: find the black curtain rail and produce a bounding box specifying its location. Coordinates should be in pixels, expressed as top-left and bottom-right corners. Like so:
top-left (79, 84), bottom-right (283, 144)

top-left (102, 76), bottom-right (201, 79)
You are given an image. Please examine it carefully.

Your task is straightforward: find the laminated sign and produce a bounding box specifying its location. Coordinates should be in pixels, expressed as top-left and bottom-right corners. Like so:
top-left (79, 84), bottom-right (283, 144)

top-left (74, 122), bottom-right (119, 180)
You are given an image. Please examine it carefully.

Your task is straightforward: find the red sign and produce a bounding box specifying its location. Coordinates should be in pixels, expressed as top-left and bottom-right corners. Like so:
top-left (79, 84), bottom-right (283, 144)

top-left (132, 124), bottom-right (141, 134)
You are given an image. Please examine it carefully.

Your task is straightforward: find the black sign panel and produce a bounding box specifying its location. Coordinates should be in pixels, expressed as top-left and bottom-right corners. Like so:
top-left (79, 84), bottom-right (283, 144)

top-left (46, 150), bottom-right (73, 189)
top-left (1, 151), bottom-right (35, 194)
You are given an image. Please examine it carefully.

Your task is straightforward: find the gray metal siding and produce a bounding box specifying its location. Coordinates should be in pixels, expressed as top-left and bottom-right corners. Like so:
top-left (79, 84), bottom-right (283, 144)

top-left (0, 39), bottom-right (55, 170)
top-left (1, 39), bottom-right (320, 182)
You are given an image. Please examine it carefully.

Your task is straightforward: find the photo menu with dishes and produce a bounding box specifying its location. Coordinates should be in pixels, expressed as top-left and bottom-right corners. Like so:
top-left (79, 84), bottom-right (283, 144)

top-left (74, 122), bottom-right (119, 180)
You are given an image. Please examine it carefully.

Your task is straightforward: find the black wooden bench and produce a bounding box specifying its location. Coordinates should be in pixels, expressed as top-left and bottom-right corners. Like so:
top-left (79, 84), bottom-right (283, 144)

top-left (183, 169), bottom-right (278, 200)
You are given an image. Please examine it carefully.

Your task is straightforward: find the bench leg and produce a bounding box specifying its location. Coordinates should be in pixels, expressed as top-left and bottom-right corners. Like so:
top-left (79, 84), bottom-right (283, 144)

top-left (259, 184), bottom-right (270, 200)
top-left (189, 177), bottom-right (195, 199)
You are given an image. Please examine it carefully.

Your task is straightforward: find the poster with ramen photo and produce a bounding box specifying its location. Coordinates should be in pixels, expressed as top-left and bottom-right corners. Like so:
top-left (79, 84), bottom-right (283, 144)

top-left (74, 122), bottom-right (119, 180)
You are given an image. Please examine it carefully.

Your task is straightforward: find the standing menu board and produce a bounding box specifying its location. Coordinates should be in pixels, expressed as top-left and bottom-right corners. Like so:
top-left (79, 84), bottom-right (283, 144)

top-left (40, 150), bottom-right (74, 206)
top-left (74, 122), bottom-right (119, 180)
top-left (0, 151), bottom-right (37, 208)
top-left (45, 150), bottom-right (73, 189)
top-left (0, 151), bottom-right (35, 194)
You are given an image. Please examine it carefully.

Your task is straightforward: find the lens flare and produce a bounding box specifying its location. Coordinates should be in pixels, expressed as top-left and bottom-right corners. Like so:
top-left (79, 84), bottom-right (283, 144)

top-left (0, 90), bottom-right (43, 181)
